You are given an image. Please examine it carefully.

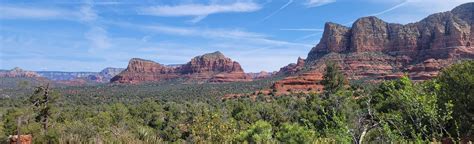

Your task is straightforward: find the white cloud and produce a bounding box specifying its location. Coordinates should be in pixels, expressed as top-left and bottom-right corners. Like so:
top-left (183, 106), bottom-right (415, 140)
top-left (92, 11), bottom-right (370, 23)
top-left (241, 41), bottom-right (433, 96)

top-left (85, 26), bottom-right (111, 51)
top-left (0, 5), bottom-right (72, 20)
top-left (143, 24), bottom-right (311, 47)
top-left (305, 0), bottom-right (336, 7)
top-left (140, 2), bottom-right (261, 23)
top-left (0, 4), bottom-right (98, 21)
top-left (144, 24), bottom-right (266, 39)
top-left (79, 4), bottom-right (98, 22)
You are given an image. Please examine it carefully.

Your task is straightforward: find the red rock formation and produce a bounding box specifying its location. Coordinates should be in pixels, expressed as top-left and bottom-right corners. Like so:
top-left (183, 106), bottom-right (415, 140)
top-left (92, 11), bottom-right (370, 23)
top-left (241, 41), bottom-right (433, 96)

top-left (0, 67), bottom-right (40, 78)
top-left (277, 57), bottom-right (306, 75)
top-left (181, 51), bottom-right (243, 74)
top-left (272, 3), bottom-right (474, 95)
top-left (110, 58), bottom-right (180, 84)
top-left (111, 51), bottom-right (251, 83)
top-left (273, 71), bottom-right (324, 95)
top-left (307, 3), bottom-right (473, 62)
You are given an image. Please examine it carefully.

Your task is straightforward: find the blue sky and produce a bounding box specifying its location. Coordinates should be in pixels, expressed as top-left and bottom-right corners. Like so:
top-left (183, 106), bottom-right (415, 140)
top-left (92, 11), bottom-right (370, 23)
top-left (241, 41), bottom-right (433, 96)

top-left (0, 0), bottom-right (471, 72)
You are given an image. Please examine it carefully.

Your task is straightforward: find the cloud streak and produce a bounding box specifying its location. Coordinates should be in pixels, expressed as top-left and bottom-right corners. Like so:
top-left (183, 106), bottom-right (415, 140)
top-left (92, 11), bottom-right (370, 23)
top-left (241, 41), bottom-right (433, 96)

top-left (369, 0), bottom-right (408, 16)
top-left (261, 0), bottom-right (293, 22)
top-left (85, 26), bottom-right (111, 50)
top-left (0, 5), bottom-right (73, 20)
top-left (143, 25), bottom-right (311, 47)
top-left (140, 2), bottom-right (261, 23)
top-left (305, 0), bottom-right (336, 7)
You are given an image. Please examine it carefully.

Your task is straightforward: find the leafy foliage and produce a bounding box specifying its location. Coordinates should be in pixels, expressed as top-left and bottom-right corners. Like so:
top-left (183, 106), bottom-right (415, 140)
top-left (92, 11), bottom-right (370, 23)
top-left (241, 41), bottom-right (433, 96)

top-left (0, 61), bottom-right (472, 143)
top-left (436, 61), bottom-right (474, 137)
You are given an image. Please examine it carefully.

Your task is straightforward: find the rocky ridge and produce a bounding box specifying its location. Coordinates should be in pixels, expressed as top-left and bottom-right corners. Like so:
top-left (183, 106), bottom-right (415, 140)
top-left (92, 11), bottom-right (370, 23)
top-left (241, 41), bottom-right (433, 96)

top-left (37, 67), bottom-right (124, 83)
top-left (272, 3), bottom-right (474, 95)
top-left (111, 51), bottom-right (252, 83)
top-left (0, 67), bottom-right (40, 78)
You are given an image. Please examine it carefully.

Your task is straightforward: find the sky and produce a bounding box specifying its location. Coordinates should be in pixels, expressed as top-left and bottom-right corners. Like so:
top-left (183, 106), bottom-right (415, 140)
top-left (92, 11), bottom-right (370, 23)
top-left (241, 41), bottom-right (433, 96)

top-left (0, 0), bottom-right (472, 72)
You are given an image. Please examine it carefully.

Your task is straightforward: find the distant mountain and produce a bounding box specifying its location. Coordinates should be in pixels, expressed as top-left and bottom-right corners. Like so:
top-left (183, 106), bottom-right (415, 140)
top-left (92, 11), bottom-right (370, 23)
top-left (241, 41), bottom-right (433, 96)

top-left (36, 67), bottom-right (124, 83)
top-left (0, 67), bottom-right (40, 78)
top-left (246, 71), bottom-right (275, 80)
top-left (111, 51), bottom-right (252, 83)
top-left (272, 2), bottom-right (474, 95)
top-left (36, 71), bottom-right (97, 81)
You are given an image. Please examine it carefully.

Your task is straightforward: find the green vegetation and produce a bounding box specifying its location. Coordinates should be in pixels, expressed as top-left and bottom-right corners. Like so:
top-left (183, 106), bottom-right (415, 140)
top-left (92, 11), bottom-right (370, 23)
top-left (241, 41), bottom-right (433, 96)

top-left (0, 61), bottom-right (473, 143)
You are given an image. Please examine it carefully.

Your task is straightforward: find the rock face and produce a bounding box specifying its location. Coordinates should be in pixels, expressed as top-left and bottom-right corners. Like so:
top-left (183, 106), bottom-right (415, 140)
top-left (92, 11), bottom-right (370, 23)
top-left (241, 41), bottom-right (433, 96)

top-left (0, 67), bottom-right (40, 78)
top-left (272, 71), bottom-right (324, 95)
top-left (276, 57), bottom-right (306, 75)
top-left (111, 51), bottom-right (252, 83)
top-left (308, 3), bottom-right (473, 62)
top-left (273, 3), bottom-right (474, 94)
top-left (110, 58), bottom-right (180, 83)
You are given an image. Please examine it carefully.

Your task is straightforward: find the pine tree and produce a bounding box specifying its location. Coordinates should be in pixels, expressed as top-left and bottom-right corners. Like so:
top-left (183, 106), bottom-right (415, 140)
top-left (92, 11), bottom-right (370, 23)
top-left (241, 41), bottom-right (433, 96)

top-left (321, 61), bottom-right (345, 96)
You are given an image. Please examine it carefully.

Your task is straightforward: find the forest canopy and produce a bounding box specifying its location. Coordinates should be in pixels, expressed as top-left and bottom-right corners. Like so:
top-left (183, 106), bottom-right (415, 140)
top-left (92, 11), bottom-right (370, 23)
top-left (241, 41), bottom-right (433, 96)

top-left (0, 60), bottom-right (473, 143)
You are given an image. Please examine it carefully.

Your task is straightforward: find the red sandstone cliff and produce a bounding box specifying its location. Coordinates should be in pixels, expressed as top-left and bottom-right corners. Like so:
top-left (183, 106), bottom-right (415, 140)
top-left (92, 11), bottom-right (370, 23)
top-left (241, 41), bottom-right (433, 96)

top-left (273, 3), bottom-right (474, 94)
top-left (111, 51), bottom-right (251, 83)
top-left (276, 57), bottom-right (305, 75)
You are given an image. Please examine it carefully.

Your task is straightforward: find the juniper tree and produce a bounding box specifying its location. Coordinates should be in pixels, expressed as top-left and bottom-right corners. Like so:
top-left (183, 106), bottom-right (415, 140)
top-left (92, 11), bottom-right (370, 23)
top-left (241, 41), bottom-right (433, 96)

top-left (29, 84), bottom-right (58, 133)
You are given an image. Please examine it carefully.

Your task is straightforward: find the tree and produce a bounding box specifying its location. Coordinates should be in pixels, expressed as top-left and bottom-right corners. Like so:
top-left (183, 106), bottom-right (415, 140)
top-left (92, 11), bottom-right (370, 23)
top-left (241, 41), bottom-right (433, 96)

top-left (321, 61), bottom-right (346, 96)
top-left (29, 84), bottom-right (58, 133)
top-left (276, 123), bottom-right (316, 143)
top-left (369, 76), bottom-right (453, 141)
top-left (236, 120), bottom-right (273, 143)
top-left (437, 60), bottom-right (474, 138)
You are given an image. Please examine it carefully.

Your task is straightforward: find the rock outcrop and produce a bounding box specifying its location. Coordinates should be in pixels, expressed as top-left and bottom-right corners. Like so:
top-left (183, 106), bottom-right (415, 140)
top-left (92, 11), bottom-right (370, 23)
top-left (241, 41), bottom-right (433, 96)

top-left (308, 3), bottom-right (473, 61)
top-left (276, 57), bottom-right (306, 75)
top-left (111, 51), bottom-right (252, 83)
top-left (273, 3), bottom-right (474, 95)
top-left (0, 67), bottom-right (40, 78)
top-left (110, 58), bottom-right (180, 83)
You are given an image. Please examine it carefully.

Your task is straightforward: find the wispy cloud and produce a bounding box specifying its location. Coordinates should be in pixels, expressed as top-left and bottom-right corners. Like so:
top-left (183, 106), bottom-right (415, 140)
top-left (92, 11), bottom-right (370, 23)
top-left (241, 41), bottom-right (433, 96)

top-left (261, 0), bottom-right (293, 22)
top-left (305, 0), bottom-right (336, 7)
top-left (79, 1), bottom-right (112, 53)
top-left (143, 24), bottom-right (310, 47)
top-left (79, 3), bottom-right (98, 22)
top-left (0, 4), bottom-right (98, 21)
top-left (109, 20), bottom-right (312, 49)
top-left (280, 28), bottom-right (324, 31)
top-left (0, 5), bottom-right (72, 20)
top-left (140, 2), bottom-right (261, 23)
top-left (85, 26), bottom-right (111, 51)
